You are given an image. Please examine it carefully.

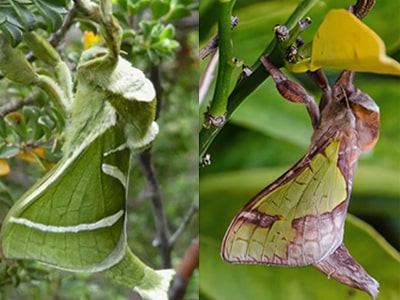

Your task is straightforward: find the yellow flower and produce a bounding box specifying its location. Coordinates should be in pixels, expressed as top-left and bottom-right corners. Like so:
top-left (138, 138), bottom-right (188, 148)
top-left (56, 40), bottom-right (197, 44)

top-left (286, 9), bottom-right (400, 75)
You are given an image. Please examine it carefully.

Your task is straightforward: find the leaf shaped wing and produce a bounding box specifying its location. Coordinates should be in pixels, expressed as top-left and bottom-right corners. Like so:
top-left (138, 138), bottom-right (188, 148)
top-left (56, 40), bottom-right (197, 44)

top-left (1, 125), bottom-right (129, 273)
top-left (221, 138), bottom-right (348, 266)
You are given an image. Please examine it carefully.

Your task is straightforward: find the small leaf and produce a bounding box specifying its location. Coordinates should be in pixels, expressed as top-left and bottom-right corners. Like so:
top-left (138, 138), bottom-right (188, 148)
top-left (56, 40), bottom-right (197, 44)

top-left (151, 0), bottom-right (170, 20)
top-left (33, 0), bottom-right (65, 32)
top-left (4, 112), bottom-right (28, 140)
top-left (0, 22), bottom-right (24, 46)
top-left (159, 23), bottom-right (175, 39)
top-left (0, 12), bottom-right (7, 25)
top-left (0, 34), bottom-right (39, 84)
top-left (9, 1), bottom-right (37, 31)
top-left (0, 145), bottom-right (20, 159)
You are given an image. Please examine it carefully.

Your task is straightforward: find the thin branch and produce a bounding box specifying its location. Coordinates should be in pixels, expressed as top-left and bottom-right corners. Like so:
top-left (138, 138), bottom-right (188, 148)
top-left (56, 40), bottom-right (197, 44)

top-left (150, 65), bottom-right (163, 120)
top-left (49, 5), bottom-right (78, 48)
top-left (199, 49), bottom-right (219, 105)
top-left (168, 237), bottom-right (199, 300)
top-left (0, 93), bottom-right (37, 117)
top-left (128, 188), bottom-right (152, 210)
top-left (169, 202), bottom-right (198, 247)
top-left (137, 148), bottom-right (172, 268)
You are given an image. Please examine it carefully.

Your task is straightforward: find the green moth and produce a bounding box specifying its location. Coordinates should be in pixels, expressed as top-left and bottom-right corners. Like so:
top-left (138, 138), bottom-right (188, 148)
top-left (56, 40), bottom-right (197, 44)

top-left (0, 1), bottom-right (173, 299)
top-left (221, 56), bottom-right (380, 299)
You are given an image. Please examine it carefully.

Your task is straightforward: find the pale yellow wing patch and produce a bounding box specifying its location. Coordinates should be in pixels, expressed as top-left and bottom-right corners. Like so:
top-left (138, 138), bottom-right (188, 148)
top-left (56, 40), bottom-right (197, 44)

top-left (222, 139), bottom-right (347, 266)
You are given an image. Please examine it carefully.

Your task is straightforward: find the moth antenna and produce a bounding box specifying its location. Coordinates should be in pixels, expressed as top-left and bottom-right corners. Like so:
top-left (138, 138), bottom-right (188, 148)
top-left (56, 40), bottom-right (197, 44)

top-left (342, 87), bottom-right (350, 110)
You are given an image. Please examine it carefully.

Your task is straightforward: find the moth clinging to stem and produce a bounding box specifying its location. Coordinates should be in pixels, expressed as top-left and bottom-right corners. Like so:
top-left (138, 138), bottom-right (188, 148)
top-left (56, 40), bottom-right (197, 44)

top-left (222, 2), bottom-right (381, 299)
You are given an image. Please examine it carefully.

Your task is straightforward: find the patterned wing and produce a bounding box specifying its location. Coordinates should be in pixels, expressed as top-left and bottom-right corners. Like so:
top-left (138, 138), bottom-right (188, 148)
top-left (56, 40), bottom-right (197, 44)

top-left (1, 125), bottom-right (129, 273)
top-left (221, 138), bottom-right (348, 266)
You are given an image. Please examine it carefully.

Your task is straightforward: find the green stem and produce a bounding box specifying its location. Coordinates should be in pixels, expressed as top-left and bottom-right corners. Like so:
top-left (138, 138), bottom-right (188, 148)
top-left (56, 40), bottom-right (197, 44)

top-left (208, 0), bottom-right (237, 117)
top-left (199, 0), bottom-right (319, 159)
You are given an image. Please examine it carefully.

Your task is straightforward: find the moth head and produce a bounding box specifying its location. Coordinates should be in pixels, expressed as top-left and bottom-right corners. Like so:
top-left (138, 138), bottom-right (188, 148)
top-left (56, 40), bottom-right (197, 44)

top-left (349, 91), bottom-right (380, 151)
top-left (78, 46), bottom-right (110, 71)
top-left (332, 71), bottom-right (380, 151)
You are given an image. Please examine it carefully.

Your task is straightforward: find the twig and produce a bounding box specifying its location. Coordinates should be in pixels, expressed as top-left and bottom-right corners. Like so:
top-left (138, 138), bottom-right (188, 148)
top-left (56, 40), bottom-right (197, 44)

top-left (168, 237), bottom-right (199, 300)
top-left (0, 93), bottom-right (37, 117)
top-left (199, 49), bottom-right (219, 105)
top-left (127, 187), bottom-right (152, 210)
top-left (169, 202), bottom-right (198, 246)
top-left (137, 148), bottom-right (172, 268)
top-left (199, 16), bottom-right (239, 61)
top-left (150, 65), bottom-right (163, 120)
top-left (49, 5), bottom-right (78, 48)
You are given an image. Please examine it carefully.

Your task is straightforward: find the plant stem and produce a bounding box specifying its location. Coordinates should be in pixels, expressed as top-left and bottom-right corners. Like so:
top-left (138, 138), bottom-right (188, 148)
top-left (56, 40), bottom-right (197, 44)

top-left (199, 0), bottom-right (319, 159)
top-left (207, 0), bottom-right (237, 118)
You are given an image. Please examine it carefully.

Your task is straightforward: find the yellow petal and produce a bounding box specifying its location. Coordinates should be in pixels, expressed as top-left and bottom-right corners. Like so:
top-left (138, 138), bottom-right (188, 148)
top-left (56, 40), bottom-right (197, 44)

top-left (17, 148), bottom-right (46, 163)
top-left (83, 31), bottom-right (101, 50)
top-left (0, 159), bottom-right (10, 176)
top-left (310, 9), bottom-right (400, 75)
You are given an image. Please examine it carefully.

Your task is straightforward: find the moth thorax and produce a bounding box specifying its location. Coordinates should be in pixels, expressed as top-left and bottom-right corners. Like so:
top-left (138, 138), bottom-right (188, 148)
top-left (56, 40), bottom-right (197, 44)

top-left (352, 104), bottom-right (380, 151)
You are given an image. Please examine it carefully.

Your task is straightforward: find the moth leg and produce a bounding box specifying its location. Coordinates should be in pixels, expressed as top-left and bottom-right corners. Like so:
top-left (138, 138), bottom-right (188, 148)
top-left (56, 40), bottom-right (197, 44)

top-left (307, 69), bottom-right (332, 111)
top-left (261, 55), bottom-right (320, 128)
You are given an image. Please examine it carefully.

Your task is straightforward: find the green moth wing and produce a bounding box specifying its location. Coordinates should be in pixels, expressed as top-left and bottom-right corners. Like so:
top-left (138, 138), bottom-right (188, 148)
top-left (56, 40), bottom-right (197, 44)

top-left (0, 1), bottom-right (174, 298)
top-left (1, 124), bottom-right (129, 272)
top-left (222, 56), bottom-right (381, 298)
top-left (222, 138), bottom-right (348, 266)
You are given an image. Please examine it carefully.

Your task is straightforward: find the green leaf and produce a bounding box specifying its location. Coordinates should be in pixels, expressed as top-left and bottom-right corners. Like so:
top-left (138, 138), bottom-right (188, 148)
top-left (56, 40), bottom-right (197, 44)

top-left (0, 144), bottom-right (20, 159)
top-left (159, 23), bottom-right (175, 39)
top-left (9, 1), bottom-right (36, 31)
top-left (151, 0), bottom-right (170, 20)
top-left (0, 21), bottom-right (24, 47)
top-left (4, 112), bottom-right (28, 141)
top-left (0, 0), bottom-right (67, 45)
top-left (33, 0), bottom-right (65, 32)
top-left (166, 5), bottom-right (191, 21)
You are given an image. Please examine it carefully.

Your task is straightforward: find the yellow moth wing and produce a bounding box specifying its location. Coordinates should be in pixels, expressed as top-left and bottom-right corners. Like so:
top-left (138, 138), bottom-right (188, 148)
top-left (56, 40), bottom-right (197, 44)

top-left (222, 139), bottom-right (347, 266)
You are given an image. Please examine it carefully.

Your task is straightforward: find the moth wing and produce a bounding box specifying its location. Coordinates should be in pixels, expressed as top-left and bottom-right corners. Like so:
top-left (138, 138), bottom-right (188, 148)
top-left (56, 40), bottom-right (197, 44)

top-left (1, 126), bottom-right (129, 273)
top-left (221, 138), bottom-right (348, 266)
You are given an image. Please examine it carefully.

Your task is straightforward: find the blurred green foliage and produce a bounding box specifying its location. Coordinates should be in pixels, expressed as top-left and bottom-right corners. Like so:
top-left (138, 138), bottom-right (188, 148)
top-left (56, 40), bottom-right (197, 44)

top-left (0, 0), bottom-right (198, 299)
top-left (0, 0), bottom-right (68, 46)
top-left (200, 0), bottom-right (400, 299)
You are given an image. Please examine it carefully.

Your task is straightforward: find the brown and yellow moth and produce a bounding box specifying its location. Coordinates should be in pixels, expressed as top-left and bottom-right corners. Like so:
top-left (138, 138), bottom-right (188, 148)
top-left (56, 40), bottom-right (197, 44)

top-left (221, 56), bottom-right (380, 299)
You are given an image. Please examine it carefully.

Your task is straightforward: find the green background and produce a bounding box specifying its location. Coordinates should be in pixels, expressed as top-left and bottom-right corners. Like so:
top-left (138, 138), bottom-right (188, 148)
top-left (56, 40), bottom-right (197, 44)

top-left (200, 1), bottom-right (400, 299)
